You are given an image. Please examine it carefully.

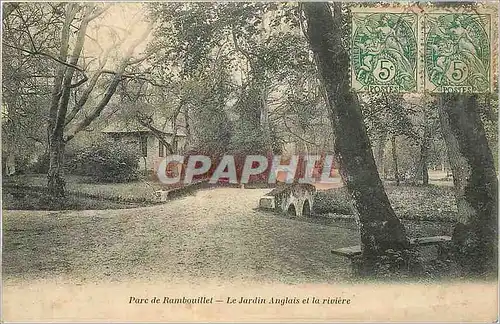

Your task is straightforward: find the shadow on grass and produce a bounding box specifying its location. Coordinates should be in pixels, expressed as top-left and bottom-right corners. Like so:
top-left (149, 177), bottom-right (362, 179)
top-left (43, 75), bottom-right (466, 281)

top-left (2, 185), bottom-right (155, 210)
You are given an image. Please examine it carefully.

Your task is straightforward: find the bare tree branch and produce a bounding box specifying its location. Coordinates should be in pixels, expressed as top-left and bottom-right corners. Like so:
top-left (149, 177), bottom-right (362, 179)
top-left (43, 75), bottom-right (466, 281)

top-left (70, 74), bottom-right (88, 88)
top-left (83, 4), bottom-right (110, 23)
top-left (127, 52), bottom-right (155, 65)
top-left (3, 43), bottom-right (86, 72)
top-left (2, 3), bottom-right (20, 21)
top-left (136, 113), bottom-right (174, 154)
top-left (64, 21), bottom-right (155, 142)
top-left (48, 3), bottom-right (79, 139)
top-left (64, 45), bottom-right (114, 125)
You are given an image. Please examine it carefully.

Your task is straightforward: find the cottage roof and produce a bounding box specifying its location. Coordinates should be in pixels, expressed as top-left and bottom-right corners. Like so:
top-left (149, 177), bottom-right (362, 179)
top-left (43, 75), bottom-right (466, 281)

top-left (102, 118), bottom-right (186, 136)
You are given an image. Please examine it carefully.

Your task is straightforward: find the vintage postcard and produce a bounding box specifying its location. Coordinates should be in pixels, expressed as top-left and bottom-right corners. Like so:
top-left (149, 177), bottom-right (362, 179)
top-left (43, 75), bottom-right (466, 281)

top-left (2, 1), bottom-right (498, 322)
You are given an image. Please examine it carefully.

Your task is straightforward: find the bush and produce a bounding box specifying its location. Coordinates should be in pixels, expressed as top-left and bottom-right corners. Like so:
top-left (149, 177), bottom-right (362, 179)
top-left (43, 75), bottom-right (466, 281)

top-left (313, 188), bottom-right (353, 215)
top-left (69, 140), bottom-right (140, 183)
top-left (29, 153), bottom-right (50, 174)
top-left (29, 148), bottom-right (77, 174)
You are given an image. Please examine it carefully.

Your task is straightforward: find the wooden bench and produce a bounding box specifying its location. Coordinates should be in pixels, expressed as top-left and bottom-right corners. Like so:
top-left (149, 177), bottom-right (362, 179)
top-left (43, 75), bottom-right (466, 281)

top-left (332, 235), bottom-right (452, 260)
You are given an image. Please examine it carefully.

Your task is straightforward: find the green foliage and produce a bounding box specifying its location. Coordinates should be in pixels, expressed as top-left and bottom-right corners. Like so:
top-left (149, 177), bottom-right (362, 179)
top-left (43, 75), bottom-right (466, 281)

top-left (28, 148), bottom-right (77, 174)
top-left (190, 101), bottom-right (232, 156)
top-left (2, 185), bottom-right (149, 210)
top-left (148, 3), bottom-right (229, 77)
top-left (313, 188), bottom-right (352, 215)
top-left (147, 2), bottom-right (327, 156)
top-left (362, 94), bottom-right (419, 140)
top-left (69, 140), bottom-right (140, 183)
top-left (186, 59), bottom-right (234, 155)
top-left (315, 184), bottom-right (459, 222)
top-left (29, 154), bottom-right (50, 174)
top-left (228, 85), bottom-right (266, 154)
top-left (477, 92), bottom-right (498, 169)
top-left (2, 3), bottom-right (60, 166)
top-left (362, 93), bottom-right (450, 179)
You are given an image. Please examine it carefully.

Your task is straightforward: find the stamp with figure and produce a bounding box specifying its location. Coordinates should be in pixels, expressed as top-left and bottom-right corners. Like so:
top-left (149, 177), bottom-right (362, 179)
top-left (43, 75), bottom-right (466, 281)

top-left (351, 11), bottom-right (418, 93)
top-left (423, 12), bottom-right (492, 93)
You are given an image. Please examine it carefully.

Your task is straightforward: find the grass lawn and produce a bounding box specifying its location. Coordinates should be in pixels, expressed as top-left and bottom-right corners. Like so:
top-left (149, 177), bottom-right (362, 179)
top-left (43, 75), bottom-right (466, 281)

top-left (2, 174), bottom-right (166, 210)
top-left (314, 183), bottom-right (458, 222)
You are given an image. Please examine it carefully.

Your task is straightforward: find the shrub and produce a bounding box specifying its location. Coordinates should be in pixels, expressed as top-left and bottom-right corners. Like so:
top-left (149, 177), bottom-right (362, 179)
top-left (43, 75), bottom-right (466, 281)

top-left (69, 140), bottom-right (140, 183)
top-left (29, 153), bottom-right (50, 174)
top-left (313, 188), bottom-right (353, 215)
top-left (29, 148), bottom-right (77, 174)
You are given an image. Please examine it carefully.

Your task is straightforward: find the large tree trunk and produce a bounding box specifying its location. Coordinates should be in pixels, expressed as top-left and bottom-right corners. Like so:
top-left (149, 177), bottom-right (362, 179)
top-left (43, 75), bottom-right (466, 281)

top-left (302, 2), bottom-right (409, 270)
top-left (46, 3), bottom-right (79, 197)
top-left (437, 98), bottom-right (471, 223)
top-left (48, 4), bottom-right (110, 195)
top-left (438, 94), bottom-right (497, 275)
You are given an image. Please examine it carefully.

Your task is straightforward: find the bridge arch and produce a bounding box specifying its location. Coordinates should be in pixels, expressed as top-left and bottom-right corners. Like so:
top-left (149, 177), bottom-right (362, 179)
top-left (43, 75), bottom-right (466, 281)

top-left (302, 199), bottom-right (311, 217)
top-left (259, 183), bottom-right (316, 218)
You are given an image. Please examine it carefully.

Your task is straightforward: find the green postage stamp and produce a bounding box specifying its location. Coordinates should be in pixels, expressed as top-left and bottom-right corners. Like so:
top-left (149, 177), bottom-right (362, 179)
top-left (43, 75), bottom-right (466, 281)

top-left (423, 12), bottom-right (492, 94)
top-left (351, 11), bottom-right (418, 93)
top-left (350, 6), bottom-right (494, 94)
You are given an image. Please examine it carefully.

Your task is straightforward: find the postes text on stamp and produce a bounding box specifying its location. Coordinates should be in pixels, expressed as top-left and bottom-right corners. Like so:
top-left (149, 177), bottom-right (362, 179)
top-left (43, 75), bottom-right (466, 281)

top-left (423, 13), bottom-right (491, 94)
top-left (351, 12), bottom-right (418, 93)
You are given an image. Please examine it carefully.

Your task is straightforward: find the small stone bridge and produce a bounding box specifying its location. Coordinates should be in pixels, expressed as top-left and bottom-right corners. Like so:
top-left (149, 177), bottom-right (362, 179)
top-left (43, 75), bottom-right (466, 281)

top-left (258, 183), bottom-right (316, 217)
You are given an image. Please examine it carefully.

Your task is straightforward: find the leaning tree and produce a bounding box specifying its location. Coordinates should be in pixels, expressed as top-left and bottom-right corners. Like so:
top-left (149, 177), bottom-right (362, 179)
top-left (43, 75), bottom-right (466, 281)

top-left (301, 2), bottom-right (410, 273)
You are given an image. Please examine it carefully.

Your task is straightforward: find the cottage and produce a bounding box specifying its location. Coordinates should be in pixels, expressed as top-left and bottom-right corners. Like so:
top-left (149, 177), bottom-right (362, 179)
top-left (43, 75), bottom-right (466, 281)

top-left (102, 120), bottom-right (186, 172)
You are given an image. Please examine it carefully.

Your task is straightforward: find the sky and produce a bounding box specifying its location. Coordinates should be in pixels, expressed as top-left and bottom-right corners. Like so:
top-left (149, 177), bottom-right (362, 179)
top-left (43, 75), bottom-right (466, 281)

top-left (83, 3), bottom-right (151, 69)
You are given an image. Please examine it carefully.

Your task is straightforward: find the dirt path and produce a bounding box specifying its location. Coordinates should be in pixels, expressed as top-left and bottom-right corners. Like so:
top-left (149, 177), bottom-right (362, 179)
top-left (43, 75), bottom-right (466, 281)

top-left (4, 187), bottom-right (496, 322)
top-left (3, 187), bottom-right (358, 285)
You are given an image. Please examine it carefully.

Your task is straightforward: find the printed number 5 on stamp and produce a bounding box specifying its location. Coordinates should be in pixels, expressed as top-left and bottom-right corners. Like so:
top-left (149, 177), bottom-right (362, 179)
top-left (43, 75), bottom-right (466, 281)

top-left (423, 12), bottom-right (492, 94)
top-left (351, 11), bottom-right (418, 94)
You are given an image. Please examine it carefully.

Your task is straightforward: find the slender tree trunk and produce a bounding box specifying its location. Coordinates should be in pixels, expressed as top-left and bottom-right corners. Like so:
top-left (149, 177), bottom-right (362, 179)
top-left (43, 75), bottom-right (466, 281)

top-left (438, 94), bottom-right (497, 275)
top-left (260, 81), bottom-right (272, 153)
top-left (419, 124), bottom-right (431, 185)
top-left (4, 139), bottom-right (16, 176)
top-left (47, 133), bottom-right (66, 197)
top-left (3, 118), bottom-right (17, 176)
top-left (183, 105), bottom-right (191, 151)
top-left (391, 135), bottom-right (400, 186)
top-left (417, 104), bottom-right (435, 185)
top-left (302, 2), bottom-right (409, 272)
top-left (422, 154), bottom-right (429, 185)
top-left (375, 132), bottom-right (387, 179)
